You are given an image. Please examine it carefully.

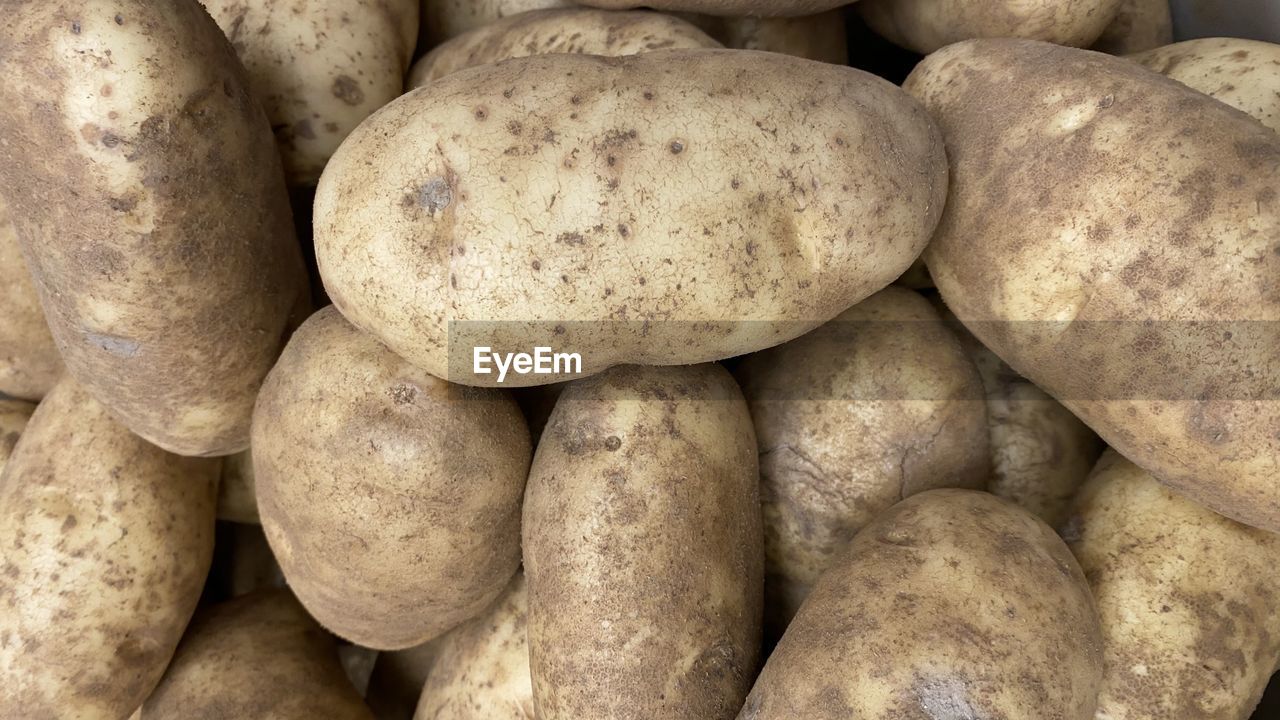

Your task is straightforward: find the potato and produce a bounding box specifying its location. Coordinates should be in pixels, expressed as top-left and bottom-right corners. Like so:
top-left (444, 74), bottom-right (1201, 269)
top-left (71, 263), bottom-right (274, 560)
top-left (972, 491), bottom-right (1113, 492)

top-left (735, 286), bottom-right (989, 634)
top-left (579, 1), bottom-right (851, 18)
top-left (1092, 0), bottom-right (1172, 54)
top-left (0, 398), bottom-right (34, 474)
top-left (409, 9), bottom-right (720, 88)
top-left (141, 590), bottom-right (373, 719)
top-left (368, 641), bottom-right (444, 720)
top-left (524, 364), bottom-right (762, 719)
top-left (423, 0), bottom-right (574, 45)
top-left (741, 489), bottom-right (1103, 719)
top-left (316, 50), bottom-right (946, 387)
top-left (201, 0), bottom-right (418, 186)
top-left (217, 448), bottom-right (258, 524)
top-left (414, 573), bottom-right (533, 719)
top-left (908, 39), bottom-right (1280, 532)
top-left (1065, 451), bottom-right (1280, 719)
top-left (1133, 38), bottom-right (1280, 133)
top-left (0, 200), bottom-right (60, 401)
top-left (252, 306), bottom-right (531, 649)
top-left (0, 378), bottom-right (217, 718)
top-left (687, 11), bottom-right (849, 64)
top-left (858, 0), bottom-right (1124, 53)
top-left (0, 0), bottom-right (309, 457)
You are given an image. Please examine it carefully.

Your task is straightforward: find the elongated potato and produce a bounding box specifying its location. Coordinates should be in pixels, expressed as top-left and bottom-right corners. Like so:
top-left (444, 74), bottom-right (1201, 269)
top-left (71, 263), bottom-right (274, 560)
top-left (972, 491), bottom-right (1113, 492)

top-left (414, 573), bottom-right (533, 719)
top-left (908, 40), bottom-right (1280, 532)
top-left (524, 364), bottom-right (762, 719)
top-left (217, 448), bottom-right (258, 524)
top-left (317, 50), bottom-right (946, 387)
top-left (253, 307), bottom-right (531, 650)
top-left (0, 0), bottom-right (309, 457)
top-left (580, 1), bottom-right (850, 18)
top-left (0, 398), bottom-right (35, 473)
top-left (0, 379), bottom-right (217, 718)
top-left (142, 591), bottom-right (373, 719)
top-left (688, 11), bottom-right (848, 64)
top-left (423, 0), bottom-right (573, 45)
top-left (1066, 451), bottom-right (1280, 719)
top-left (0, 201), bottom-right (60, 401)
top-left (858, 0), bottom-right (1124, 53)
top-left (1133, 38), bottom-right (1280, 133)
top-left (409, 9), bottom-right (720, 87)
top-left (1092, 0), bottom-right (1172, 54)
top-left (201, 0), bottom-right (418, 186)
top-left (741, 490), bottom-right (1104, 719)
top-left (736, 287), bottom-right (989, 634)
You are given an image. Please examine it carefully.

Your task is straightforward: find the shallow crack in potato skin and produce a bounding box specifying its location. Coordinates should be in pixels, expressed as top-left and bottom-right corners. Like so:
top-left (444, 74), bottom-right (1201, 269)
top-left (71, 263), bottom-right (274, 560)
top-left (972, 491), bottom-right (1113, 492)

top-left (858, 0), bottom-right (1125, 54)
top-left (251, 306), bottom-right (531, 650)
top-left (0, 0), bottom-right (309, 457)
top-left (1091, 0), bottom-right (1172, 55)
top-left (740, 490), bottom-right (1103, 720)
top-left (735, 287), bottom-right (990, 637)
top-left (0, 200), bottom-right (62, 402)
top-left (316, 49), bottom-right (947, 387)
top-left (142, 590), bottom-right (373, 719)
top-left (1066, 451), bottom-right (1280, 719)
top-left (0, 398), bottom-right (35, 475)
top-left (908, 39), bottom-right (1280, 532)
top-left (523, 364), bottom-right (763, 720)
top-left (1132, 37), bottom-right (1280, 133)
top-left (578, 0), bottom-right (848, 18)
top-left (0, 378), bottom-right (218, 719)
top-left (409, 8), bottom-right (722, 88)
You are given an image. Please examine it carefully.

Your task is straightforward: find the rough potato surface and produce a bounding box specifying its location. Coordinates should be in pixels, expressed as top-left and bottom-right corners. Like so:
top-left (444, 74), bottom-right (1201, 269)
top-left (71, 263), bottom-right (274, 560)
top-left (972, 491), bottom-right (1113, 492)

top-left (1092, 0), bottom-right (1172, 54)
top-left (688, 11), bottom-right (848, 64)
top-left (0, 200), bottom-right (61, 401)
top-left (1133, 38), bottom-right (1280, 133)
top-left (579, 0), bottom-right (850, 18)
top-left (0, 399), bottom-right (34, 474)
top-left (859, 0), bottom-right (1124, 53)
top-left (423, 0), bottom-right (573, 44)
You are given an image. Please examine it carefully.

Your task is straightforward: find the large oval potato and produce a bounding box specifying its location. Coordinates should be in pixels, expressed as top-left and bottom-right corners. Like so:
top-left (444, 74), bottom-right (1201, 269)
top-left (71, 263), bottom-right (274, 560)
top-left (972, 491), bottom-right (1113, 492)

top-left (316, 50), bottom-right (946, 387)
top-left (1133, 38), bottom-right (1280, 132)
top-left (736, 286), bottom-right (989, 634)
top-left (908, 39), bottom-right (1280, 532)
top-left (409, 9), bottom-right (720, 87)
top-left (423, 0), bottom-right (573, 45)
top-left (1066, 451), bottom-right (1280, 719)
top-left (688, 11), bottom-right (848, 64)
top-left (741, 490), bottom-right (1104, 719)
top-left (524, 364), bottom-right (762, 719)
top-left (0, 398), bottom-right (35, 473)
top-left (0, 201), bottom-right (60, 401)
top-left (252, 306), bottom-right (531, 649)
top-left (142, 590), bottom-right (373, 719)
top-left (1092, 0), bottom-right (1172, 54)
top-left (858, 0), bottom-right (1124, 54)
top-left (579, 1), bottom-right (850, 18)
top-left (0, 378), bottom-right (217, 718)
top-left (0, 0), bottom-right (309, 457)
top-left (201, 0), bottom-right (418, 186)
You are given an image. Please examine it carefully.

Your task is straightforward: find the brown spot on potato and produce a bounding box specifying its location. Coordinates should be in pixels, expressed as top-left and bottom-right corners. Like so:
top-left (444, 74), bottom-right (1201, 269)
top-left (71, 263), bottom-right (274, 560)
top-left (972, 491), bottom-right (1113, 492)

top-left (604, 435), bottom-right (621, 451)
top-left (670, 140), bottom-right (684, 154)
top-left (414, 177), bottom-right (453, 213)
top-left (61, 515), bottom-right (77, 532)
top-left (389, 383), bottom-right (417, 405)
top-left (331, 75), bottom-right (364, 106)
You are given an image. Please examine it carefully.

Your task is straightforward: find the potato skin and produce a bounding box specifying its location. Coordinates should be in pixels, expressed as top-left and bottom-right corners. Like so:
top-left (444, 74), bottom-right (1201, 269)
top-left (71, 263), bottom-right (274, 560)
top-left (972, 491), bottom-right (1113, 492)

top-left (0, 398), bottom-right (35, 473)
top-left (736, 287), bottom-right (989, 632)
top-left (1133, 38), bottom-right (1280, 133)
top-left (0, 201), bottom-right (60, 401)
top-left (524, 364), bottom-right (762, 719)
top-left (858, 0), bottom-right (1124, 53)
top-left (202, 0), bottom-right (418, 186)
top-left (1091, 0), bottom-right (1172, 54)
top-left (741, 490), bottom-right (1103, 719)
top-left (422, 0), bottom-right (573, 45)
top-left (579, 0), bottom-right (850, 18)
top-left (409, 9), bottom-right (720, 87)
top-left (0, 378), bottom-right (218, 719)
top-left (142, 590), bottom-right (373, 719)
top-left (317, 50), bottom-right (946, 387)
top-left (0, 0), bottom-right (308, 457)
top-left (252, 306), bottom-right (531, 650)
top-left (908, 40), bottom-right (1280, 532)
top-left (689, 11), bottom-right (848, 64)
top-left (1066, 451), bottom-right (1280, 719)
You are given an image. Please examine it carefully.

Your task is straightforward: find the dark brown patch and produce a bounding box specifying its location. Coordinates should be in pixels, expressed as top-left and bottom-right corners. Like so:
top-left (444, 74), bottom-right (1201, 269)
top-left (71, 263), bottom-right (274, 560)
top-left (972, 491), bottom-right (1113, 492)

top-left (331, 75), bottom-right (364, 106)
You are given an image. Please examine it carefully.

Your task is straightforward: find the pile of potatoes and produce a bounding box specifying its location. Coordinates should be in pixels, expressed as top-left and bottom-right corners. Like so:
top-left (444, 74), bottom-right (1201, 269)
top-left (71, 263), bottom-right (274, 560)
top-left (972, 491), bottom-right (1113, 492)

top-left (0, 0), bottom-right (1277, 718)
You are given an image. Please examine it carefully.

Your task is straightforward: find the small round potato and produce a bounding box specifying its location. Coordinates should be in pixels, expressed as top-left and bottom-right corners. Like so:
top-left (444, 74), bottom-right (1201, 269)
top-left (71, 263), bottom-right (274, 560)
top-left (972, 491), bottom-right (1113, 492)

top-left (524, 364), bottom-right (762, 719)
top-left (201, 0), bottom-right (419, 186)
top-left (142, 590), bottom-right (373, 719)
top-left (216, 448), bottom-right (258, 524)
top-left (1132, 37), bottom-right (1280, 132)
top-left (0, 398), bottom-right (35, 473)
top-left (687, 11), bottom-right (848, 64)
top-left (858, 0), bottom-right (1124, 54)
top-left (0, 200), bottom-right (60, 401)
top-left (253, 306), bottom-right (531, 650)
top-left (579, 1), bottom-right (851, 18)
top-left (409, 9), bottom-right (720, 87)
top-left (736, 287), bottom-right (989, 633)
top-left (0, 378), bottom-right (218, 718)
top-left (422, 0), bottom-right (574, 45)
top-left (1092, 0), bottom-right (1173, 54)
top-left (741, 490), bottom-right (1104, 719)
top-left (1066, 451), bottom-right (1280, 719)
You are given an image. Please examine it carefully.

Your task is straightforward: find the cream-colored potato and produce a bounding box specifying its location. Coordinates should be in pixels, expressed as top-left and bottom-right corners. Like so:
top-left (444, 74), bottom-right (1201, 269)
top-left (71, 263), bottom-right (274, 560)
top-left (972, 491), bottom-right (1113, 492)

top-left (1066, 451), bottom-right (1280, 719)
top-left (908, 39), bottom-right (1280, 532)
top-left (253, 307), bottom-right (531, 650)
top-left (0, 378), bottom-right (218, 718)
top-left (858, 0), bottom-right (1124, 53)
top-left (0, 0), bottom-right (309, 456)
top-left (524, 365), bottom-right (762, 719)
top-left (409, 9), bottom-right (720, 87)
top-left (741, 490), bottom-right (1104, 719)
top-left (317, 50), bottom-right (946, 387)
top-left (1092, 0), bottom-right (1172, 54)
top-left (202, 0), bottom-right (418, 186)
top-left (1133, 38), bottom-right (1280, 132)
top-left (736, 287), bottom-right (989, 634)
top-left (0, 398), bottom-right (34, 474)
top-left (688, 11), bottom-right (848, 64)
top-left (414, 573), bottom-right (533, 719)
top-left (216, 448), bottom-right (258, 524)
top-left (580, 0), bottom-right (851, 17)
top-left (141, 591), bottom-right (373, 719)
top-left (423, 0), bottom-right (573, 45)
top-left (0, 200), bottom-right (60, 401)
